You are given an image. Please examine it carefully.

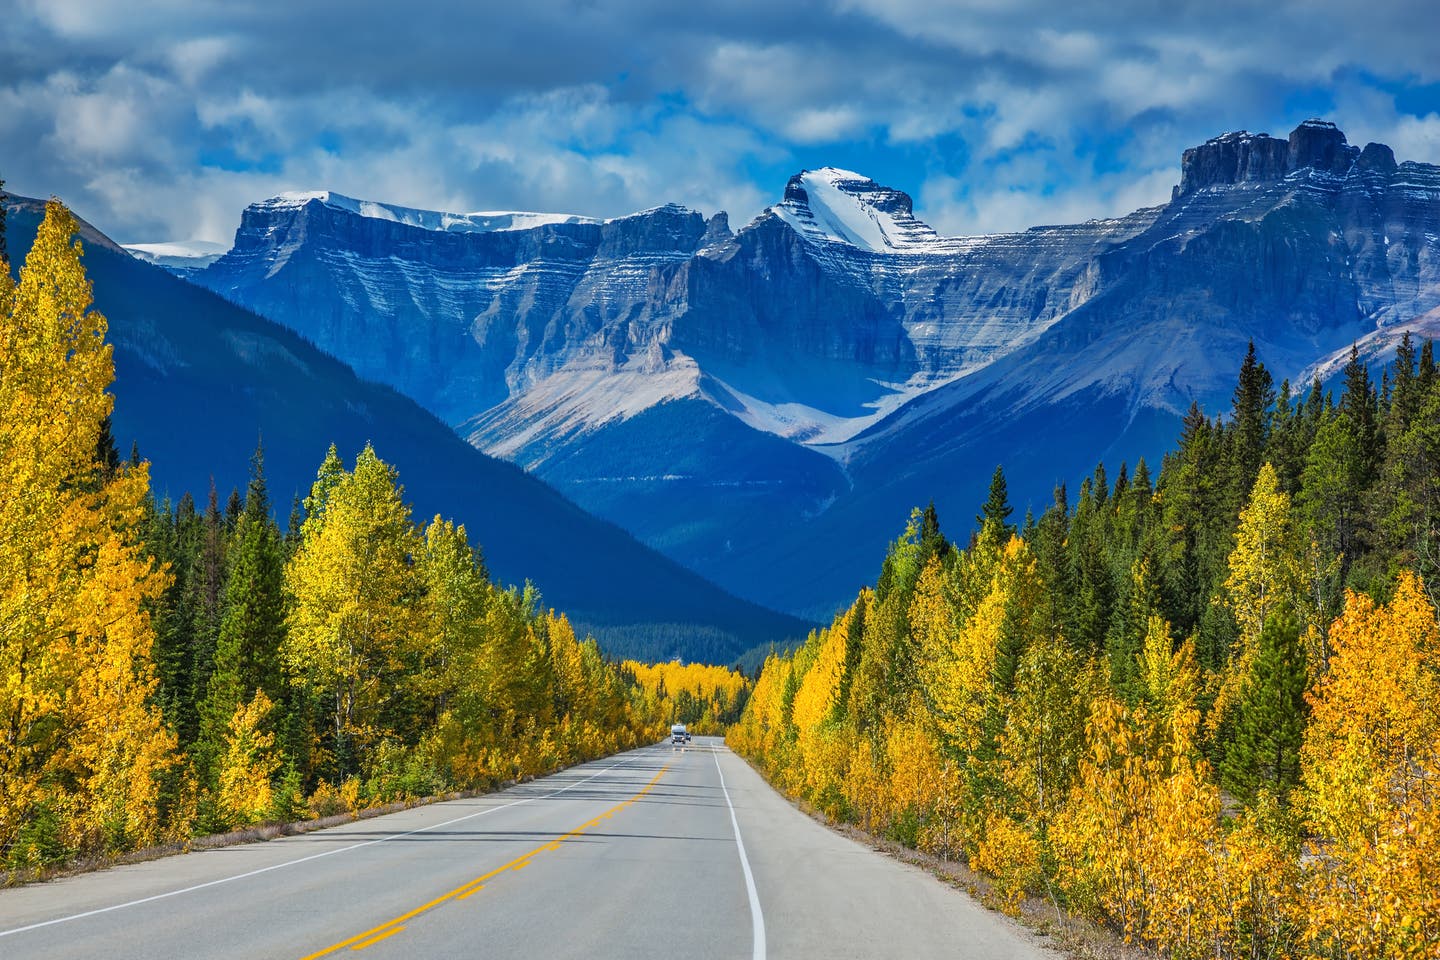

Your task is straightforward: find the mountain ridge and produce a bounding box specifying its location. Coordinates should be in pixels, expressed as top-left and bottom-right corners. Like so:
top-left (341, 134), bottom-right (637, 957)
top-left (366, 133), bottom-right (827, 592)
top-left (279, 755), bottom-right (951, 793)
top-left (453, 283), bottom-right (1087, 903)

top-left (182, 119), bottom-right (1440, 615)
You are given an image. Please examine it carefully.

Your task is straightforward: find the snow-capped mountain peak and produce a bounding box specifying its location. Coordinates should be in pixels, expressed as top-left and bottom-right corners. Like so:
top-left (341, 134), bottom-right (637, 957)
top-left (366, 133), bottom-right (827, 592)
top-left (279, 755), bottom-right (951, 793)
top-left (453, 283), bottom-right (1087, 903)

top-left (772, 167), bottom-right (943, 253)
top-left (265, 191), bottom-right (600, 234)
top-left (124, 239), bottom-right (232, 279)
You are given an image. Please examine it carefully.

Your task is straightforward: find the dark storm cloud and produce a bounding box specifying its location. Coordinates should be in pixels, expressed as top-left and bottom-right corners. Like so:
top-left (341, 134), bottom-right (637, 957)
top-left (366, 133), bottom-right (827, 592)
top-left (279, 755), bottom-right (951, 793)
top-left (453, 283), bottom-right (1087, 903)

top-left (2, 0), bottom-right (1437, 243)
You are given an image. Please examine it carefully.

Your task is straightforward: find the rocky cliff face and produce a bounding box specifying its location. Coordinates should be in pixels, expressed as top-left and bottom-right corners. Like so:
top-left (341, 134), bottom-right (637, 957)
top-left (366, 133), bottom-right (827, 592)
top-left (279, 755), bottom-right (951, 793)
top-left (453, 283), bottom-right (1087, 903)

top-left (194, 120), bottom-right (1440, 617)
top-left (204, 195), bottom-right (725, 423)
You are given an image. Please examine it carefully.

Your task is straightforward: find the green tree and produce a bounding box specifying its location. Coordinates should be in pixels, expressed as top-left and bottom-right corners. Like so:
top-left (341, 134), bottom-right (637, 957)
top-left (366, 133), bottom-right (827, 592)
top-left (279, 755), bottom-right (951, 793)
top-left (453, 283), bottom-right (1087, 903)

top-left (199, 443), bottom-right (288, 780)
top-left (979, 466), bottom-right (1015, 538)
top-left (1228, 341), bottom-right (1274, 509)
top-left (1219, 612), bottom-right (1307, 806)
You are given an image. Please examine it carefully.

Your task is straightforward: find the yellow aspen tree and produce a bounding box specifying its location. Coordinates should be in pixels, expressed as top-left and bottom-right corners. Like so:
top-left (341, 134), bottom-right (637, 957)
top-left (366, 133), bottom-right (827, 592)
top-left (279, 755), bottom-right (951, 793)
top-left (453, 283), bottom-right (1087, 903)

top-left (216, 691), bottom-right (281, 827)
top-left (920, 540), bottom-right (1028, 757)
top-left (1218, 463), bottom-right (1304, 725)
top-left (0, 201), bottom-right (175, 860)
top-left (1300, 573), bottom-right (1440, 955)
top-left (416, 517), bottom-right (486, 720)
top-left (998, 633), bottom-right (1101, 824)
top-left (790, 613), bottom-right (849, 801)
top-left (283, 444), bottom-right (421, 777)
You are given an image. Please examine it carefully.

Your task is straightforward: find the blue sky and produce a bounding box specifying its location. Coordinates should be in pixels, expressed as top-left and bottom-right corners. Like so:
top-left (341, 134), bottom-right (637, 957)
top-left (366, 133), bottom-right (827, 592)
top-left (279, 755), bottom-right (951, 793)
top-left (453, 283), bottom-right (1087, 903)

top-left (3, 0), bottom-right (1438, 244)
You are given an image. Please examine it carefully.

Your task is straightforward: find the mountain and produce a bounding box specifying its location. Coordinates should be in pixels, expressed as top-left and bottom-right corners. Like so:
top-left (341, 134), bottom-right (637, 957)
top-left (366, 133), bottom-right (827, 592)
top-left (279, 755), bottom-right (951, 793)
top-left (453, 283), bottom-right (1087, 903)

top-left (3, 196), bottom-right (814, 662)
top-left (192, 120), bottom-right (1440, 617)
top-left (123, 240), bottom-right (230, 280)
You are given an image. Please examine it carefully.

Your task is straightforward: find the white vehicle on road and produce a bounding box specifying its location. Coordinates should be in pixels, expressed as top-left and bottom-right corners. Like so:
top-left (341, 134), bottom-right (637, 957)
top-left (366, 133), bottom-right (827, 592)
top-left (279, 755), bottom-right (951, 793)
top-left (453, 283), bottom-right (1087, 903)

top-left (671, 723), bottom-right (690, 744)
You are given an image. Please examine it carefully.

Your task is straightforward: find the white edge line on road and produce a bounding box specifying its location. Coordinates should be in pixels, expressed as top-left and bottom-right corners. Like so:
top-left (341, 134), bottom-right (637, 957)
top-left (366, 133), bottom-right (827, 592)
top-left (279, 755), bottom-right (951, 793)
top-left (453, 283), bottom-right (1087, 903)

top-left (714, 746), bottom-right (766, 960)
top-left (0, 750), bottom-right (652, 939)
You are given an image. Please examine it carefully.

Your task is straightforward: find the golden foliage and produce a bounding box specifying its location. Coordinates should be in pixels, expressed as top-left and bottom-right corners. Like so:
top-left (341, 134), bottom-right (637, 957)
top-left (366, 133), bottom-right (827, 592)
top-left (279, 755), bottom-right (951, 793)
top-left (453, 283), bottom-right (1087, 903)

top-left (216, 691), bottom-right (281, 827)
top-left (729, 511), bottom-right (1440, 959)
top-left (0, 202), bottom-right (176, 860)
top-left (1299, 573), bottom-right (1440, 955)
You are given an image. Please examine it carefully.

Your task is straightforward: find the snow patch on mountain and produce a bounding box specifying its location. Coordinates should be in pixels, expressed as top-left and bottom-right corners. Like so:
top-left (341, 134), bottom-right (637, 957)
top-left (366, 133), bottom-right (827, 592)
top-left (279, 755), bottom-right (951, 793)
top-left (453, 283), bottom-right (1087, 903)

top-left (468, 353), bottom-right (705, 464)
top-left (772, 167), bottom-right (947, 253)
top-left (125, 239), bottom-right (231, 272)
top-left (708, 370), bottom-right (964, 446)
top-left (268, 191), bottom-right (600, 234)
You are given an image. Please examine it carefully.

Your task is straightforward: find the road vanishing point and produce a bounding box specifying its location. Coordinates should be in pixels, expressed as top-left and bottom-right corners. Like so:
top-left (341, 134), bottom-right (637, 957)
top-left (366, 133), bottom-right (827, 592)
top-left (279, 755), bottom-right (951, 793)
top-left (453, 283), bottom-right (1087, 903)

top-left (0, 738), bottom-right (1057, 959)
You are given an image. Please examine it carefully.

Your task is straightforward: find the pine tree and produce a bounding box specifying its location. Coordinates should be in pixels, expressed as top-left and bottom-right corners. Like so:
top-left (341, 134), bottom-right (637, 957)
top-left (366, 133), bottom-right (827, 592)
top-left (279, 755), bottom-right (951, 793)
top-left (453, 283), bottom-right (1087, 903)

top-left (1220, 612), bottom-right (1307, 805)
top-left (1229, 341), bottom-right (1274, 508)
top-left (979, 465), bottom-right (1015, 538)
top-left (200, 443), bottom-right (287, 782)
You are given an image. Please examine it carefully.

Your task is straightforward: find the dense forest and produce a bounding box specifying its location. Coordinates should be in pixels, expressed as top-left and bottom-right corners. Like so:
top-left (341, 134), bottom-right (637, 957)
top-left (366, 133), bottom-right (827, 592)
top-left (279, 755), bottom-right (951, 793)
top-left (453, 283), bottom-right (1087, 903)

top-left (731, 340), bottom-right (1440, 956)
top-left (0, 201), bottom-right (744, 874)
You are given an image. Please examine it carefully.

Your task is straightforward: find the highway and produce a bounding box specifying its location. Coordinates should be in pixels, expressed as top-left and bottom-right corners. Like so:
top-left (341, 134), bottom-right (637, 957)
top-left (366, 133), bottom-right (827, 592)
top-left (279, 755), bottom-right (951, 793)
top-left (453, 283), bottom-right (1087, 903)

top-left (0, 738), bottom-right (1056, 959)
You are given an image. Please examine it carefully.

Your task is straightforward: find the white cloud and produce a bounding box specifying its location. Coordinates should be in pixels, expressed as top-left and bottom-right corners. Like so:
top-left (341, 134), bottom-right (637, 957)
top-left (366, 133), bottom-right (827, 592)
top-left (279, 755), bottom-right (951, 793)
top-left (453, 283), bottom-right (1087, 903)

top-left (2, 0), bottom-right (1437, 245)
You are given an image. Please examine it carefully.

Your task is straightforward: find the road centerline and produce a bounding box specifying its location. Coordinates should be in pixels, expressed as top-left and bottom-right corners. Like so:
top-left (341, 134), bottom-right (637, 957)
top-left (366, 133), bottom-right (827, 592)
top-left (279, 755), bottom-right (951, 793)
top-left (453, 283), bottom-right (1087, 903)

top-left (297, 762), bottom-right (671, 959)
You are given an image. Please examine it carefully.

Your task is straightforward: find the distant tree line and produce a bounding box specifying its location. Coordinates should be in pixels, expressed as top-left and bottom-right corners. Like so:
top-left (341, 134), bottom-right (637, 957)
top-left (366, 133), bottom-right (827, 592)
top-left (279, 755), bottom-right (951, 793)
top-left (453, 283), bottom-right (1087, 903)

top-left (731, 339), bottom-right (1440, 956)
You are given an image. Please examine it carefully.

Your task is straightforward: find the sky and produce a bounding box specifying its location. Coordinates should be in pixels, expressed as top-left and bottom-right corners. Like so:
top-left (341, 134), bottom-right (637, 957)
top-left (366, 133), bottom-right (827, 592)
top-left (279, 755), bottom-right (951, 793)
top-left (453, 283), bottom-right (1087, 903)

top-left (3, 0), bottom-right (1438, 245)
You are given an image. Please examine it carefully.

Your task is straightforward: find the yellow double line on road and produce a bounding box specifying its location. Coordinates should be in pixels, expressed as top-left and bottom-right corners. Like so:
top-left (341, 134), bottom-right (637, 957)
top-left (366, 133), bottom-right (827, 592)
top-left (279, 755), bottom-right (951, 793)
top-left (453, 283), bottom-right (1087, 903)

top-left (299, 763), bottom-right (670, 958)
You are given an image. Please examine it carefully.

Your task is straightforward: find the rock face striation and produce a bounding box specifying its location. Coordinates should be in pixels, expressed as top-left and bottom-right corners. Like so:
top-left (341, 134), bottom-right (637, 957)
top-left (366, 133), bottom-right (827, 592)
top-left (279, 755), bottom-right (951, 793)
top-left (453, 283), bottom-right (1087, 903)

top-left (195, 121), bottom-right (1440, 617)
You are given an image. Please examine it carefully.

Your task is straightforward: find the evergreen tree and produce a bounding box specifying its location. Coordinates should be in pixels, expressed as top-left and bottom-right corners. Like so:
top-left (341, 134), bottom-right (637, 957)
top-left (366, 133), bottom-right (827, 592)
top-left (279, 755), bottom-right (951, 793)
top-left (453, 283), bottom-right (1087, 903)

top-left (979, 465), bottom-right (1015, 538)
top-left (285, 493), bottom-right (304, 552)
top-left (186, 482), bottom-right (227, 738)
top-left (200, 444), bottom-right (288, 780)
top-left (224, 486), bottom-right (243, 531)
top-left (1220, 612), bottom-right (1307, 805)
top-left (1229, 341), bottom-right (1274, 507)
top-left (95, 414), bottom-right (121, 481)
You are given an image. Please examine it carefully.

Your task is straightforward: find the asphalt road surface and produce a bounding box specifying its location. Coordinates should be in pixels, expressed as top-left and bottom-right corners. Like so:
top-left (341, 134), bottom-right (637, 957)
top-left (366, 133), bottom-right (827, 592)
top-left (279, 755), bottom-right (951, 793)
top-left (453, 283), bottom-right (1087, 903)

top-left (0, 737), bottom-right (1057, 959)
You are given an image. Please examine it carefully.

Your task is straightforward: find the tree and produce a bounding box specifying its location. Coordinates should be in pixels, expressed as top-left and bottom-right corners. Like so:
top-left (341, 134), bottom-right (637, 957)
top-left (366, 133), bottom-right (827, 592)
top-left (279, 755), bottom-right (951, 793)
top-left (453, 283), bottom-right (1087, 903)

top-left (0, 201), bottom-right (176, 859)
top-left (215, 691), bottom-right (282, 827)
top-left (1228, 341), bottom-right (1275, 509)
top-left (979, 465), bottom-right (1015, 538)
top-left (1300, 574), bottom-right (1440, 954)
top-left (1219, 612), bottom-right (1307, 806)
top-left (416, 516), bottom-right (488, 722)
top-left (200, 443), bottom-right (287, 779)
top-left (283, 444), bottom-right (421, 778)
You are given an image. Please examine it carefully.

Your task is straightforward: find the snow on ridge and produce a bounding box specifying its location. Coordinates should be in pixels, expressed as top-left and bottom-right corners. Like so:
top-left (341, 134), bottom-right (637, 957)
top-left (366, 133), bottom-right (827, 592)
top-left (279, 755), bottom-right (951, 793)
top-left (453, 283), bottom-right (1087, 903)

top-left (772, 167), bottom-right (946, 254)
top-left (707, 369), bottom-right (965, 447)
top-left (125, 240), bottom-right (231, 259)
top-left (124, 239), bottom-right (231, 269)
top-left (263, 191), bottom-right (600, 234)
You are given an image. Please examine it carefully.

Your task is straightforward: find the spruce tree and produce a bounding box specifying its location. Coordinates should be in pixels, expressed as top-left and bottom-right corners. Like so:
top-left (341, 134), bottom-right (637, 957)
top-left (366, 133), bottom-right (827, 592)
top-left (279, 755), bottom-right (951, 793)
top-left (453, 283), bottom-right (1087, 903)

top-left (1220, 612), bottom-right (1307, 805)
top-left (186, 482), bottom-right (227, 744)
top-left (1229, 341), bottom-right (1274, 507)
top-left (200, 444), bottom-right (288, 780)
top-left (95, 414), bottom-right (121, 480)
top-left (978, 465), bottom-right (1015, 538)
